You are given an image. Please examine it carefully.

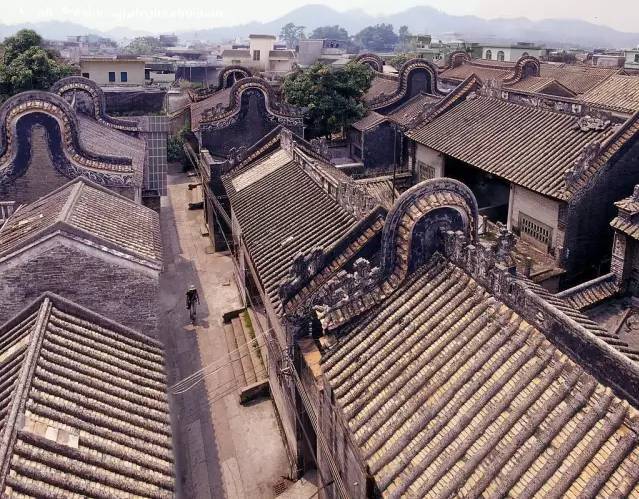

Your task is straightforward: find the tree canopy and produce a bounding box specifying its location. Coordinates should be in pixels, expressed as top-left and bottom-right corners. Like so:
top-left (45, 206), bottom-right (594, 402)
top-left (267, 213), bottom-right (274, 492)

top-left (310, 25), bottom-right (349, 41)
top-left (355, 24), bottom-right (399, 52)
top-left (280, 23), bottom-right (306, 49)
top-left (388, 53), bottom-right (410, 70)
top-left (0, 29), bottom-right (73, 100)
top-left (282, 62), bottom-right (372, 138)
top-left (124, 36), bottom-right (164, 55)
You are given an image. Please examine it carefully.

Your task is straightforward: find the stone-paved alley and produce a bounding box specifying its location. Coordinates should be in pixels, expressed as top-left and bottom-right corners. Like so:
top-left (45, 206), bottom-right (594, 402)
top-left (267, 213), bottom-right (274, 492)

top-left (157, 164), bottom-right (291, 498)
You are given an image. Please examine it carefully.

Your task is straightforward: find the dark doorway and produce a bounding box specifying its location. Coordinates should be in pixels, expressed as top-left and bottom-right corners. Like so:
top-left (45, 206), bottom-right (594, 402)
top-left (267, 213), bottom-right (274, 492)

top-left (445, 157), bottom-right (510, 223)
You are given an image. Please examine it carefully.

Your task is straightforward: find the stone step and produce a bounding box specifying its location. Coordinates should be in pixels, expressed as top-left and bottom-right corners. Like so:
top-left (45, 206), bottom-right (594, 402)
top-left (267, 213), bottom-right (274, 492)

top-left (231, 317), bottom-right (257, 385)
top-left (239, 311), bottom-right (265, 381)
top-left (223, 323), bottom-right (246, 388)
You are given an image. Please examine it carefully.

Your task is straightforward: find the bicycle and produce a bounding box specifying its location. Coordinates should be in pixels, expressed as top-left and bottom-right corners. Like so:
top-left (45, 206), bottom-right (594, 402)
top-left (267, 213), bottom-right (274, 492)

top-left (188, 300), bottom-right (197, 324)
top-left (186, 285), bottom-right (200, 325)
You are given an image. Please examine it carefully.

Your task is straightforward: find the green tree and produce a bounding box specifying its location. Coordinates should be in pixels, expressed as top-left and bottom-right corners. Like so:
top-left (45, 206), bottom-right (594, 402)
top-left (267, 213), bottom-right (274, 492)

top-left (310, 25), bottom-right (349, 41)
top-left (388, 53), bottom-right (410, 70)
top-left (124, 36), bottom-right (163, 55)
top-left (398, 25), bottom-right (411, 51)
top-left (280, 23), bottom-right (306, 49)
top-left (282, 62), bottom-right (372, 137)
top-left (0, 29), bottom-right (73, 99)
top-left (355, 24), bottom-right (398, 52)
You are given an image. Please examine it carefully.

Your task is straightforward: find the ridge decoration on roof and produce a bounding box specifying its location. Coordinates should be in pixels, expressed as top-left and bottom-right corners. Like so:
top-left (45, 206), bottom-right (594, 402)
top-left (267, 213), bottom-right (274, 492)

top-left (50, 76), bottom-right (140, 132)
top-left (279, 178), bottom-right (478, 326)
top-left (444, 50), bottom-right (471, 70)
top-left (367, 58), bottom-right (447, 111)
top-left (189, 65), bottom-right (253, 102)
top-left (0, 293), bottom-right (174, 497)
top-left (353, 53), bottom-right (384, 72)
top-left (198, 77), bottom-right (304, 130)
top-left (0, 91), bottom-right (140, 188)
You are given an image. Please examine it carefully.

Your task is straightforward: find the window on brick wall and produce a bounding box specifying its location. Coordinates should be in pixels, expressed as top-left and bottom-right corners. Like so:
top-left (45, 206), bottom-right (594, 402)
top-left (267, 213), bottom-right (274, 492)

top-left (519, 213), bottom-right (553, 250)
top-left (120, 71), bottom-right (128, 82)
top-left (635, 54), bottom-right (639, 63)
top-left (253, 50), bottom-right (261, 61)
top-left (108, 71), bottom-right (116, 82)
top-left (82, 73), bottom-right (90, 78)
top-left (417, 160), bottom-right (436, 180)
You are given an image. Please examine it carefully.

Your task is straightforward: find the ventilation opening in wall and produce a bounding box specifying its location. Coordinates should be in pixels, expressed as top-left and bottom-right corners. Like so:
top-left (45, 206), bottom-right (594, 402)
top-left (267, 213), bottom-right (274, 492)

top-left (519, 212), bottom-right (552, 252)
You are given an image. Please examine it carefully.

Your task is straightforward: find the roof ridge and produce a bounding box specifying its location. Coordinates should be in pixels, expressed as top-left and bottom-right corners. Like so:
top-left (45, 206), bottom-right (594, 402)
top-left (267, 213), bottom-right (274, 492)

top-left (58, 180), bottom-right (84, 224)
top-left (0, 297), bottom-right (51, 491)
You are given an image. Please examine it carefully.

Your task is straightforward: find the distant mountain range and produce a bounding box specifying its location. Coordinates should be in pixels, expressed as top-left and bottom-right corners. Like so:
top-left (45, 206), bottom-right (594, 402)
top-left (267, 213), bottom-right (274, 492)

top-left (178, 4), bottom-right (639, 49)
top-left (1, 4), bottom-right (638, 49)
top-left (0, 21), bottom-right (150, 43)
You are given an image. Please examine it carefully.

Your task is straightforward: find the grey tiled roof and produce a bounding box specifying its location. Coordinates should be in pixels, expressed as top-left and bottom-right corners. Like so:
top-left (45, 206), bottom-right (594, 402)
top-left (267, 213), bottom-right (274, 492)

top-left (0, 293), bottom-right (173, 497)
top-left (364, 75), bottom-right (399, 103)
top-left (440, 59), bottom-right (515, 82)
top-left (556, 273), bottom-right (619, 311)
top-left (0, 178), bottom-right (162, 267)
top-left (352, 111), bottom-right (387, 131)
top-left (223, 147), bottom-right (356, 312)
top-left (77, 114), bottom-right (146, 182)
top-left (385, 92), bottom-right (441, 126)
top-left (322, 256), bottom-right (639, 497)
top-left (407, 96), bottom-right (617, 200)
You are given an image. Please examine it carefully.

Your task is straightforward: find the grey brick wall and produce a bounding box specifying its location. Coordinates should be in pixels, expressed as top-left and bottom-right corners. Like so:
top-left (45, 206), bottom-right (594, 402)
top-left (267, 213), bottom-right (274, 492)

top-left (563, 136), bottom-right (639, 285)
top-left (0, 125), bottom-right (137, 204)
top-left (0, 243), bottom-right (159, 337)
top-left (0, 126), bottom-right (72, 204)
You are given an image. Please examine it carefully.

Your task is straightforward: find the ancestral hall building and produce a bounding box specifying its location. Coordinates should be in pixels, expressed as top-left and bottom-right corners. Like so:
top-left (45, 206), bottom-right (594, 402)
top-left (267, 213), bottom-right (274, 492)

top-left (0, 178), bottom-right (163, 335)
top-left (0, 76), bottom-right (168, 210)
top-left (405, 76), bottom-right (639, 287)
top-left (201, 110), bottom-right (639, 495)
top-left (275, 178), bottom-right (639, 498)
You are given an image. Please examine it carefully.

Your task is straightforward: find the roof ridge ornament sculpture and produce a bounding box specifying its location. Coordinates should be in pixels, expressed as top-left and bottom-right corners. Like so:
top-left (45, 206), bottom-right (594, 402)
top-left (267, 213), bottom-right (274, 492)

top-left (281, 178), bottom-right (482, 330)
top-left (189, 66), bottom-right (254, 102)
top-left (0, 91), bottom-right (138, 187)
top-left (565, 141), bottom-right (601, 187)
top-left (50, 76), bottom-right (139, 132)
top-left (446, 50), bottom-right (471, 69)
top-left (313, 258), bottom-right (381, 323)
top-left (575, 115), bottom-right (612, 132)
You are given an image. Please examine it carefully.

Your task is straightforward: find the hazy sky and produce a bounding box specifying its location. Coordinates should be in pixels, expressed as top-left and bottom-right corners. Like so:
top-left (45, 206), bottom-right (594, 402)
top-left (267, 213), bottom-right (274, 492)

top-left (3, 0), bottom-right (637, 34)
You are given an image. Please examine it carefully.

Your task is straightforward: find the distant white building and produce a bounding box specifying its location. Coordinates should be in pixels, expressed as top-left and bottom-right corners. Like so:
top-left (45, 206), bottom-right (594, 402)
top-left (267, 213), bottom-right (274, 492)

top-left (221, 34), bottom-right (296, 75)
top-left (79, 57), bottom-right (146, 85)
top-left (298, 39), bottom-right (347, 67)
top-left (625, 47), bottom-right (639, 71)
top-left (482, 42), bottom-right (546, 62)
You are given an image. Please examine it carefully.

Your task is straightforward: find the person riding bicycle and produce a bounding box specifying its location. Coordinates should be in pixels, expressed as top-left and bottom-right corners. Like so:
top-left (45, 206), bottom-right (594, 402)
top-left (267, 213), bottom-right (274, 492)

top-left (186, 285), bottom-right (200, 320)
